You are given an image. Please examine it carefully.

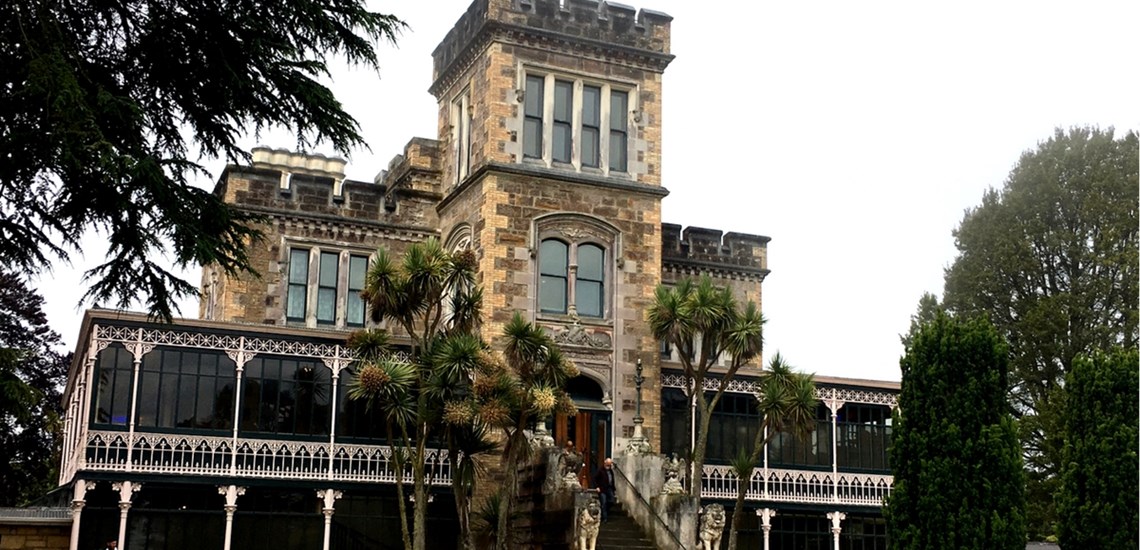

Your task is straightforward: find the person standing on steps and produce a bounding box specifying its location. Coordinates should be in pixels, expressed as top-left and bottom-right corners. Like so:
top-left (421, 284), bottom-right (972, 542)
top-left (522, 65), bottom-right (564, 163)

top-left (591, 457), bottom-right (616, 523)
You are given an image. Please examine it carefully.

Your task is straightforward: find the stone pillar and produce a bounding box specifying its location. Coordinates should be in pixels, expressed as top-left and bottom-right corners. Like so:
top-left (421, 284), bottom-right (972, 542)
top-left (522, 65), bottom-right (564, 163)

top-left (827, 511), bottom-right (845, 550)
top-left (68, 480), bottom-right (96, 550)
top-left (218, 485), bottom-right (246, 550)
top-left (625, 358), bottom-right (650, 455)
top-left (317, 490), bottom-right (343, 550)
top-left (112, 481), bottom-right (141, 549)
top-left (756, 508), bottom-right (776, 550)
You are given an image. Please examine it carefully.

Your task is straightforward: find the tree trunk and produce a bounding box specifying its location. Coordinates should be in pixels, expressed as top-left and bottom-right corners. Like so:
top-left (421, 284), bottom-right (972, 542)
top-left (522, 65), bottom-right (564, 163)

top-left (393, 465), bottom-right (412, 550)
top-left (727, 468), bottom-right (751, 550)
top-left (729, 430), bottom-right (767, 550)
top-left (689, 396), bottom-right (713, 498)
top-left (450, 446), bottom-right (475, 550)
top-left (393, 423), bottom-right (412, 550)
top-left (413, 435), bottom-right (428, 550)
top-left (496, 429), bottom-right (526, 550)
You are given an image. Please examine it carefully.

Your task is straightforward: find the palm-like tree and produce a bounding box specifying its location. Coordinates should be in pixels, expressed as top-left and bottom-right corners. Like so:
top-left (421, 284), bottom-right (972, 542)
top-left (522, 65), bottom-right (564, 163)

top-left (726, 353), bottom-right (817, 550)
top-left (494, 312), bottom-right (579, 550)
top-left (346, 238), bottom-right (488, 550)
top-left (648, 275), bottom-right (765, 499)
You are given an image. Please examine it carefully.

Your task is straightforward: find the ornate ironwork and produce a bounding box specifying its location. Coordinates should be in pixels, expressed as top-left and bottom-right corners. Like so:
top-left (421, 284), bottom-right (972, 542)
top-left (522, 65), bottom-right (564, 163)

top-left (94, 325), bottom-right (356, 363)
top-left (82, 430), bottom-right (452, 486)
top-left (60, 323), bottom-right (418, 486)
top-left (700, 465), bottom-right (892, 507)
top-left (661, 373), bottom-right (898, 408)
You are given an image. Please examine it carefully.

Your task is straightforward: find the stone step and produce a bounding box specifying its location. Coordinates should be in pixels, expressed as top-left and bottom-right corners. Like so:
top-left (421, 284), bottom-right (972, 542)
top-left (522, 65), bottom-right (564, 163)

top-left (593, 502), bottom-right (655, 550)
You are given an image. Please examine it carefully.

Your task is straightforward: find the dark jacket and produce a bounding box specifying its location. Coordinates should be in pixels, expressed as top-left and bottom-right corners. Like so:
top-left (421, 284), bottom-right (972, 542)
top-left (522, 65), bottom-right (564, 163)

top-left (592, 464), bottom-right (615, 494)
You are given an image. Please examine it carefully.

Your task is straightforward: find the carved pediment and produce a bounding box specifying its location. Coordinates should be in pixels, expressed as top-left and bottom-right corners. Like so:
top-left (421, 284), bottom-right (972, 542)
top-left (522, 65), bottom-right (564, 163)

top-left (551, 321), bottom-right (611, 349)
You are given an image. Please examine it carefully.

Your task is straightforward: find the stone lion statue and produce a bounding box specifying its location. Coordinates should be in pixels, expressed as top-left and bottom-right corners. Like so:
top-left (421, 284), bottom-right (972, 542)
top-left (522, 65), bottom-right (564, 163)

top-left (698, 503), bottom-right (726, 550)
top-left (577, 496), bottom-right (602, 550)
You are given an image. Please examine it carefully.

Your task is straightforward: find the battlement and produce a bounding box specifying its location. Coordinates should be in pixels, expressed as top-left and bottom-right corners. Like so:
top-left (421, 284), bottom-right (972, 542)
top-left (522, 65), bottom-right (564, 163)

top-left (432, 0), bottom-right (672, 93)
top-left (375, 138), bottom-right (442, 191)
top-left (251, 147), bottom-right (347, 181)
top-left (661, 223), bottom-right (770, 273)
top-left (216, 147), bottom-right (441, 230)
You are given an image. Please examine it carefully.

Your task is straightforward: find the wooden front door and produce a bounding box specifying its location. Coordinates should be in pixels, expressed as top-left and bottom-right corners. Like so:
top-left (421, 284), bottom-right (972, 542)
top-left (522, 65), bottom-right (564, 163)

top-left (554, 410), bottom-right (610, 489)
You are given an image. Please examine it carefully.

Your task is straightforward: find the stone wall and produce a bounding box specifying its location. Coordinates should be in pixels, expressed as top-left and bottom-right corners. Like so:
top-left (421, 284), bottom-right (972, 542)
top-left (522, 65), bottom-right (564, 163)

top-left (203, 146), bottom-right (441, 327)
top-left (614, 454), bottom-right (697, 550)
top-left (466, 169), bottom-right (666, 452)
top-left (661, 223), bottom-right (770, 311)
top-left (431, 0), bottom-right (673, 192)
top-left (0, 525), bottom-right (69, 550)
top-left (512, 448), bottom-right (576, 550)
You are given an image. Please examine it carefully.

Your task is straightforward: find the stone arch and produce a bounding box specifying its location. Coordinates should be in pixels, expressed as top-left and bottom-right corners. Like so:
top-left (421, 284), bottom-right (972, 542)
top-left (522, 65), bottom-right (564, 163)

top-left (443, 223), bottom-right (473, 251)
top-left (567, 367), bottom-right (611, 409)
top-left (530, 212), bottom-right (623, 263)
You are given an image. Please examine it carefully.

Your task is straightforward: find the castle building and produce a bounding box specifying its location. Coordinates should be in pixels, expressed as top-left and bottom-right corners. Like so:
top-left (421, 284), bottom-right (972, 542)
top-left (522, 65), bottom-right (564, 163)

top-left (55, 1), bottom-right (897, 549)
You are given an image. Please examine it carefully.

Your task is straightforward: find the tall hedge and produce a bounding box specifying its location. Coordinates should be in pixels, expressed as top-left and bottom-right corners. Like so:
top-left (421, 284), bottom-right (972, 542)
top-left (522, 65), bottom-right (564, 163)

top-left (885, 312), bottom-right (1026, 549)
top-left (1057, 348), bottom-right (1139, 548)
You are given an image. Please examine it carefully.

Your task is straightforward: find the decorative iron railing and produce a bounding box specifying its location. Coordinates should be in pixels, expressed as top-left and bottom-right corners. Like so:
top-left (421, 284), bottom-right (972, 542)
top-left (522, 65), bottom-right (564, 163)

top-left (700, 465), bottom-right (892, 507)
top-left (661, 373), bottom-right (898, 408)
top-left (82, 430), bottom-right (452, 486)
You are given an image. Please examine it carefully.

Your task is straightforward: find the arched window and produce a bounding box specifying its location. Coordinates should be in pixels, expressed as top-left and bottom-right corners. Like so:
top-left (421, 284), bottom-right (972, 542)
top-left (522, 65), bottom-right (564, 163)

top-left (539, 239), bottom-right (569, 314)
top-left (538, 238), bottom-right (609, 318)
top-left (576, 244), bottom-right (604, 317)
top-left (533, 213), bottom-right (620, 320)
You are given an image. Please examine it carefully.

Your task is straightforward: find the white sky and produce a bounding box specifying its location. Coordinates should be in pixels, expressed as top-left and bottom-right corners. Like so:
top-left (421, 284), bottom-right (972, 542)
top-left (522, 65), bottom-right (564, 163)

top-left (36, 0), bottom-right (1139, 382)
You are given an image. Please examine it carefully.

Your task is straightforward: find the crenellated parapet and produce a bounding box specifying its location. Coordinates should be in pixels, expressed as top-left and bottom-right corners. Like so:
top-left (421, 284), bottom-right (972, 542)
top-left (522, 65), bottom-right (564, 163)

top-left (376, 138), bottom-right (444, 200)
top-left (661, 223), bottom-right (770, 281)
top-left (431, 0), bottom-right (673, 96)
top-left (212, 147), bottom-right (440, 231)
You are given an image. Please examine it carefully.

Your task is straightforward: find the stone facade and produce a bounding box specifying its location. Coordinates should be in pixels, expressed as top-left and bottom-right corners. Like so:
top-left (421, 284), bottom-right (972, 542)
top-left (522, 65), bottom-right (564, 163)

top-left (0, 525), bottom-right (69, 550)
top-left (205, 0), bottom-right (767, 461)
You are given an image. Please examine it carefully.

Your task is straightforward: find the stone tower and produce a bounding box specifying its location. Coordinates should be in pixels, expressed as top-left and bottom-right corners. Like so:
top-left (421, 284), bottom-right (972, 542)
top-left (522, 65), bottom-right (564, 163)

top-left (430, 0), bottom-right (674, 453)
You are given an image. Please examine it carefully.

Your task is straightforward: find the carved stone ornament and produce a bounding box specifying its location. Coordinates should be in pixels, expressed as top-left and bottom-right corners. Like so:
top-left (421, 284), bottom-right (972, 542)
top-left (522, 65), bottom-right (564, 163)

top-left (560, 448), bottom-right (584, 490)
top-left (529, 418), bottom-right (555, 450)
top-left (698, 503), bottom-right (726, 550)
top-left (660, 454), bottom-right (686, 496)
top-left (552, 315), bottom-right (611, 349)
top-left (625, 436), bottom-right (650, 456)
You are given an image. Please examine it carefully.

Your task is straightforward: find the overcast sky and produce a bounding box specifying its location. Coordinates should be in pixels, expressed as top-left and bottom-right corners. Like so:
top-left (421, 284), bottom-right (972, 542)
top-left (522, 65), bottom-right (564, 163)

top-left (37, 0), bottom-right (1138, 382)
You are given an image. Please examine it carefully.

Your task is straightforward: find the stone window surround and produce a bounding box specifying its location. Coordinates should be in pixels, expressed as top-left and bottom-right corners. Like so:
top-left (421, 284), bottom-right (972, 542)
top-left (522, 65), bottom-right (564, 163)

top-left (442, 224), bottom-right (474, 325)
top-left (531, 213), bottom-right (622, 323)
top-left (281, 237), bottom-right (375, 330)
top-left (515, 63), bottom-right (640, 178)
top-left (451, 85), bottom-right (473, 187)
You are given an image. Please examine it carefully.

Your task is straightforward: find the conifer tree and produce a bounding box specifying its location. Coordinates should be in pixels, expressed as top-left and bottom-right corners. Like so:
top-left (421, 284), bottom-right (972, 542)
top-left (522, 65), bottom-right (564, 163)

top-left (885, 312), bottom-right (1025, 549)
top-left (1056, 347), bottom-right (1139, 548)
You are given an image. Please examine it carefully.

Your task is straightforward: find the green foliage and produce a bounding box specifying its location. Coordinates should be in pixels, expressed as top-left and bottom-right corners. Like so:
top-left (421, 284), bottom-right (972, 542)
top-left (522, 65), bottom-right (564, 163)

top-left (648, 275), bottom-right (765, 498)
top-left (899, 292), bottom-right (942, 349)
top-left (1, 0), bottom-right (404, 319)
top-left (349, 238), bottom-right (489, 550)
top-left (494, 311), bottom-right (578, 550)
top-left (1056, 348), bottom-right (1139, 548)
top-left (941, 126), bottom-right (1138, 536)
top-left (0, 272), bottom-right (71, 506)
top-left (885, 312), bottom-right (1025, 549)
top-left (727, 353), bottom-right (816, 550)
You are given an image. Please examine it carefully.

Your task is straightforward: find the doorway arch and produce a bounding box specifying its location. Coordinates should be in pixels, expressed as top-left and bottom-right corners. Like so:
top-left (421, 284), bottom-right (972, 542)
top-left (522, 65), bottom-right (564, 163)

top-left (554, 375), bottom-right (612, 489)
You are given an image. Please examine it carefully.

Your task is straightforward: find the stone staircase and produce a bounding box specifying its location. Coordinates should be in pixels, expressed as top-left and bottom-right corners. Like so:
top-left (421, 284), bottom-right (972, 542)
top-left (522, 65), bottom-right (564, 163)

top-left (596, 500), bottom-right (656, 549)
